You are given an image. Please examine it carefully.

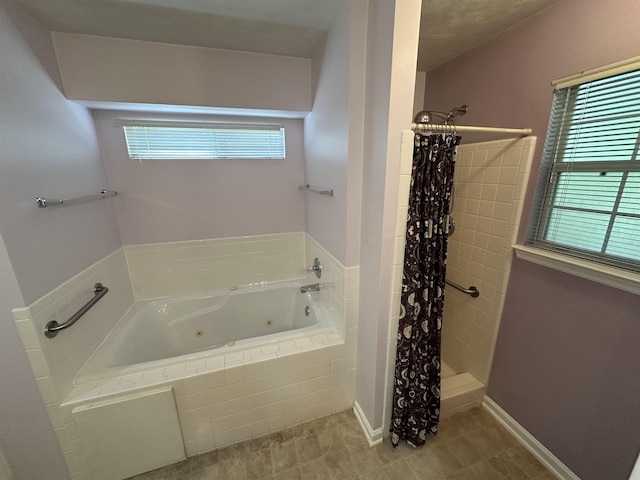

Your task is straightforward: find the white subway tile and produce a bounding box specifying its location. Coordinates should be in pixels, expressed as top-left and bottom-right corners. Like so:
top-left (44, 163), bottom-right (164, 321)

top-left (25, 349), bottom-right (50, 379)
top-left (180, 406), bottom-right (211, 427)
top-left (276, 347), bottom-right (300, 359)
top-left (294, 338), bottom-right (313, 348)
top-left (36, 376), bottom-right (58, 404)
top-left (15, 320), bottom-right (43, 350)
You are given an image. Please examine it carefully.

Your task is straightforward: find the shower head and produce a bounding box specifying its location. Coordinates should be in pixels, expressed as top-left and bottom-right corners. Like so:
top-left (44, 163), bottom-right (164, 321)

top-left (447, 105), bottom-right (468, 119)
top-left (413, 110), bottom-right (445, 124)
top-left (413, 105), bottom-right (468, 125)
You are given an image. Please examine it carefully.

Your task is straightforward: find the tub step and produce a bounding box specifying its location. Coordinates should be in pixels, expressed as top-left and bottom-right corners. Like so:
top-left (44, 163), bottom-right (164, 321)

top-left (441, 372), bottom-right (485, 416)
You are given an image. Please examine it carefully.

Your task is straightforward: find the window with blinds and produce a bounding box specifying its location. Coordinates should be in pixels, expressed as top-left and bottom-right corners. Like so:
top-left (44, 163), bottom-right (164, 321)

top-left (117, 120), bottom-right (286, 160)
top-left (528, 66), bottom-right (640, 272)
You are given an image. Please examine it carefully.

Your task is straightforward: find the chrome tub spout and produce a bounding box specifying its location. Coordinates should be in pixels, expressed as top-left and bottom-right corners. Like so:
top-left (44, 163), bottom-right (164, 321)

top-left (300, 283), bottom-right (320, 293)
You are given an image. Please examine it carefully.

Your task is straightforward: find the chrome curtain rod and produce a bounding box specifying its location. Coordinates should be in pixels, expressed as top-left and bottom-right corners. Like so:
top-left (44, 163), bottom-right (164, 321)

top-left (36, 190), bottom-right (117, 208)
top-left (411, 124), bottom-right (532, 136)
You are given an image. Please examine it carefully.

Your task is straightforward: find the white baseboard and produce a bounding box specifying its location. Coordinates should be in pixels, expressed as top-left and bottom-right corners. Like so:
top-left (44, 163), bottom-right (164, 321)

top-left (352, 401), bottom-right (384, 447)
top-left (482, 396), bottom-right (580, 480)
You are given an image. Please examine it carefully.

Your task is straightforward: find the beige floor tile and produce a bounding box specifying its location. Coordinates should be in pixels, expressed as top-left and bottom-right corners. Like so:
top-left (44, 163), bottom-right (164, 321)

top-left (324, 450), bottom-right (357, 479)
top-left (297, 457), bottom-right (333, 479)
top-left (372, 438), bottom-right (415, 464)
top-left (317, 426), bottom-right (347, 454)
top-left (347, 443), bottom-right (383, 475)
top-left (504, 445), bottom-right (547, 478)
top-left (189, 449), bottom-right (219, 473)
top-left (382, 458), bottom-right (428, 480)
top-left (218, 442), bottom-right (249, 463)
top-left (244, 435), bottom-right (273, 453)
top-left (124, 406), bottom-right (558, 480)
top-left (405, 449), bottom-right (446, 478)
top-left (488, 449), bottom-right (530, 479)
top-left (530, 471), bottom-right (558, 480)
top-left (451, 433), bottom-right (486, 468)
top-left (465, 425), bottom-right (508, 458)
top-left (340, 421), bottom-right (368, 448)
top-left (271, 438), bottom-right (299, 474)
top-left (445, 460), bottom-right (506, 480)
top-left (247, 448), bottom-right (273, 479)
top-left (217, 457), bottom-right (248, 480)
top-left (293, 433), bottom-right (322, 464)
top-left (429, 442), bottom-right (466, 475)
top-left (274, 466), bottom-right (301, 480)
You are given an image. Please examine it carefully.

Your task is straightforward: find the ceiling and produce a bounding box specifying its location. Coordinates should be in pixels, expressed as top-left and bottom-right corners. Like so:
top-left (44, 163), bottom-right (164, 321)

top-left (14, 0), bottom-right (558, 71)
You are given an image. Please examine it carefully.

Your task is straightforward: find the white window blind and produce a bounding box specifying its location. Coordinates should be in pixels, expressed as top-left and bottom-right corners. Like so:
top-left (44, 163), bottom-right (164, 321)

top-left (528, 66), bottom-right (640, 272)
top-left (117, 120), bottom-right (286, 160)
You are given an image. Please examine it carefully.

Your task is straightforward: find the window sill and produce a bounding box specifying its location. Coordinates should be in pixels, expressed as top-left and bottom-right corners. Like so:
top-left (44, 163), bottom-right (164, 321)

top-left (513, 245), bottom-right (640, 296)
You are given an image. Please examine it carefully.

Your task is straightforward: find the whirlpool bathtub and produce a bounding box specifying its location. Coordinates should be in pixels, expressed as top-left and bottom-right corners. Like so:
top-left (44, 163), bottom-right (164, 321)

top-left (76, 280), bottom-right (337, 384)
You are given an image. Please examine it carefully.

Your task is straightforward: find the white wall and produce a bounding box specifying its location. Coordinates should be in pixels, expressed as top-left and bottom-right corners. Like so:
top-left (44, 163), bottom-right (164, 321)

top-left (0, 229), bottom-right (68, 480)
top-left (0, 446), bottom-right (13, 480)
top-left (413, 71), bottom-right (426, 117)
top-left (302, 0), bottom-right (366, 267)
top-left (52, 33), bottom-right (312, 115)
top-left (0, 21), bottom-right (122, 307)
top-left (95, 111), bottom-right (305, 245)
top-left (0, 2), bottom-right (124, 478)
top-left (355, 0), bottom-right (421, 432)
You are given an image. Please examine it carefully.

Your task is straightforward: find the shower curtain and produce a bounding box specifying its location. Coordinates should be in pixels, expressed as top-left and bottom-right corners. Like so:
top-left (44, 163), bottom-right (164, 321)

top-left (390, 132), bottom-right (460, 447)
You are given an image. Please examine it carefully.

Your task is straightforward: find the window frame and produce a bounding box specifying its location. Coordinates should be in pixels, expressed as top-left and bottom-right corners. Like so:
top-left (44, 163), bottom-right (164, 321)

top-left (115, 119), bottom-right (287, 160)
top-left (524, 58), bottom-right (640, 283)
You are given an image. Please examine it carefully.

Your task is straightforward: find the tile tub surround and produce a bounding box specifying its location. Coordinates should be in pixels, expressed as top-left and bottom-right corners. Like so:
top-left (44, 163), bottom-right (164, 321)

top-left (126, 406), bottom-right (555, 480)
top-left (12, 248), bottom-right (134, 403)
top-left (125, 232), bottom-right (307, 301)
top-left (13, 231), bottom-right (358, 479)
top-left (305, 234), bottom-right (359, 342)
top-left (64, 338), bottom-right (357, 458)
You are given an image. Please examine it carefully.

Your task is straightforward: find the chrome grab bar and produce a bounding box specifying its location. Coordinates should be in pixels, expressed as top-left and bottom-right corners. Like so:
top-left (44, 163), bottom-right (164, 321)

top-left (36, 190), bottom-right (117, 208)
top-left (45, 283), bottom-right (108, 338)
top-left (446, 279), bottom-right (480, 298)
top-left (299, 184), bottom-right (334, 197)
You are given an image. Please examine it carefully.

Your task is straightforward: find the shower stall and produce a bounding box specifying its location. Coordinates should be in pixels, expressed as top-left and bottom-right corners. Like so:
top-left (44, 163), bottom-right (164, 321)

top-left (383, 106), bottom-right (536, 433)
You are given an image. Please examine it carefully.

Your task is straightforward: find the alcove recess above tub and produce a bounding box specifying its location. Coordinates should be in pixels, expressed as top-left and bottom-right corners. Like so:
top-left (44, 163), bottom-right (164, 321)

top-left (299, 184), bottom-right (334, 197)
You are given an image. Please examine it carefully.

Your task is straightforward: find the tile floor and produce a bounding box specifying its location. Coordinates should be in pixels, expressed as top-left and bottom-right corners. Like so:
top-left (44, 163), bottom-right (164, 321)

top-left (128, 407), bottom-right (556, 479)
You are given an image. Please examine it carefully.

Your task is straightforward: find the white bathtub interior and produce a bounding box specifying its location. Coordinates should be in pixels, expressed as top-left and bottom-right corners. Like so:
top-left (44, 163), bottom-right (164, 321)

top-left (76, 280), bottom-right (337, 384)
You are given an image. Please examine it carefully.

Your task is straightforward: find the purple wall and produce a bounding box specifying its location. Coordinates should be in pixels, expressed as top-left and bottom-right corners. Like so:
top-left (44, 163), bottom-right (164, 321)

top-left (95, 111), bottom-right (305, 245)
top-left (0, 0), bottom-right (107, 477)
top-left (425, 1), bottom-right (640, 479)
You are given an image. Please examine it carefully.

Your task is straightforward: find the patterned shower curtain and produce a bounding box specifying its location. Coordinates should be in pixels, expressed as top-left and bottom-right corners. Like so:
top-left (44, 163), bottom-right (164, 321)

top-left (390, 132), bottom-right (460, 448)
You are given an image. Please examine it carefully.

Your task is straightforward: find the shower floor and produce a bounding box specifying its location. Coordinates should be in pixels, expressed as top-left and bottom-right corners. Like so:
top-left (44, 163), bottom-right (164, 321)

top-left (441, 361), bottom-right (485, 415)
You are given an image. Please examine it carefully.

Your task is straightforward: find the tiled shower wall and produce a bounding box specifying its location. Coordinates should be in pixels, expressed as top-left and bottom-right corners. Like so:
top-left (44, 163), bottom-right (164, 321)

top-left (383, 131), bottom-right (413, 430)
top-left (443, 136), bottom-right (536, 384)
